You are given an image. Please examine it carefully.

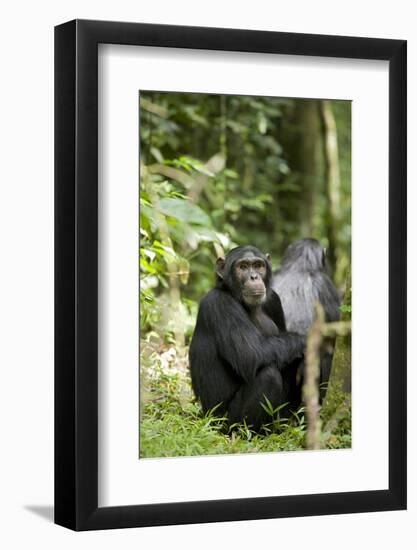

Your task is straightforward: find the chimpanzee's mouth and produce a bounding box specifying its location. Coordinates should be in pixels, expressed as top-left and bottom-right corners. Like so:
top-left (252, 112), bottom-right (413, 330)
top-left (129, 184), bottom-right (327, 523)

top-left (243, 290), bottom-right (266, 298)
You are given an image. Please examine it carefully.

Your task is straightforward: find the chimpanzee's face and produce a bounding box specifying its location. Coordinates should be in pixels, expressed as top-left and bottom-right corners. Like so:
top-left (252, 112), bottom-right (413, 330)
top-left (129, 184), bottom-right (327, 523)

top-left (234, 252), bottom-right (268, 306)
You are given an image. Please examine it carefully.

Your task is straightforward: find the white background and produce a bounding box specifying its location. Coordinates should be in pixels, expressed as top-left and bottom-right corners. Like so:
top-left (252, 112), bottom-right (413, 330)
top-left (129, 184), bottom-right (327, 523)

top-left (99, 46), bottom-right (389, 506)
top-left (0, 1), bottom-right (414, 549)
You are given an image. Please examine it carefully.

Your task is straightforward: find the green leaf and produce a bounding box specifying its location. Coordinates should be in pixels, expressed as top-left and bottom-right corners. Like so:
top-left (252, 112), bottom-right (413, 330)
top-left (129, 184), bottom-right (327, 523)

top-left (142, 248), bottom-right (156, 262)
top-left (140, 257), bottom-right (157, 274)
top-left (257, 113), bottom-right (267, 134)
top-left (157, 197), bottom-right (211, 226)
top-left (139, 227), bottom-right (150, 239)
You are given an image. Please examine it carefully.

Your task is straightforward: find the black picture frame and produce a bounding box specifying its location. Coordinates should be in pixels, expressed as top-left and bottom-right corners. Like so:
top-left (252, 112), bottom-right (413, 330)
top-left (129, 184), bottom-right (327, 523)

top-left (55, 19), bottom-right (407, 531)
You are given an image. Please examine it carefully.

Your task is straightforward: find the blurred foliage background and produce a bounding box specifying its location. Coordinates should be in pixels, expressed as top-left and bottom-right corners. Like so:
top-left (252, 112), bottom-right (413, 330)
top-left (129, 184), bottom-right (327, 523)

top-left (139, 92), bottom-right (351, 457)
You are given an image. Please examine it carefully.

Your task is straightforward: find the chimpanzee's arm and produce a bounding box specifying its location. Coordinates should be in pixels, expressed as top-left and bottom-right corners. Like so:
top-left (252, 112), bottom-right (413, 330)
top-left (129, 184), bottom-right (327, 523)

top-left (262, 289), bottom-right (287, 332)
top-left (199, 289), bottom-right (304, 383)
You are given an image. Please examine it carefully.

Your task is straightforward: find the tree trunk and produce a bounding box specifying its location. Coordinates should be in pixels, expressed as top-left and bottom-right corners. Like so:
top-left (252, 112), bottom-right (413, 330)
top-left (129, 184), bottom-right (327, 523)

top-left (320, 100), bottom-right (341, 275)
top-left (328, 270), bottom-right (351, 395)
top-left (322, 270), bottom-right (352, 437)
top-left (278, 99), bottom-right (323, 241)
top-left (296, 101), bottom-right (322, 237)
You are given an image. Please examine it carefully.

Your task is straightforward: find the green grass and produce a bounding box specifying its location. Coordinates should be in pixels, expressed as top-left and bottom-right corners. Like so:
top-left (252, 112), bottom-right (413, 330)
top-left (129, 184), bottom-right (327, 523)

top-left (139, 345), bottom-right (351, 458)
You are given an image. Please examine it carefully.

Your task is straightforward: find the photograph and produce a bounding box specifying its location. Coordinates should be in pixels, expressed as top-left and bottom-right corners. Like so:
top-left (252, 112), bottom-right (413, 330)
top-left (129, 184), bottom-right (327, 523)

top-left (139, 91), bottom-right (352, 458)
top-left (0, 0), bottom-right (410, 543)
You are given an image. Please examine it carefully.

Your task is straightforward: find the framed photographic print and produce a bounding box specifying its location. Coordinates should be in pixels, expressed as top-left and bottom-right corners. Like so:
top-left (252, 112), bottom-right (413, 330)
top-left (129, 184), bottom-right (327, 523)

top-left (55, 20), bottom-right (407, 530)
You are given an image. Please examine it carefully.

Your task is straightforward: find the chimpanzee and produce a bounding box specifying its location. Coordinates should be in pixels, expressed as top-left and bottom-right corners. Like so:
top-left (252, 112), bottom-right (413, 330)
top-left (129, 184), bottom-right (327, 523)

top-left (272, 238), bottom-right (341, 403)
top-left (189, 245), bottom-right (305, 431)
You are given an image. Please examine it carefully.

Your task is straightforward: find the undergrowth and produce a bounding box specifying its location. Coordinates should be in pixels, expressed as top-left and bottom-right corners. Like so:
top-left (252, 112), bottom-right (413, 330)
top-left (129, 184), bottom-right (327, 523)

top-left (139, 344), bottom-right (351, 458)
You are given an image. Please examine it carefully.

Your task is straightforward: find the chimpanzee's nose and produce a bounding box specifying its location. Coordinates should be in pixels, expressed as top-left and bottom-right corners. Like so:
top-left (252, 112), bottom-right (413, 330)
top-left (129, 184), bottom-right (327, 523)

top-left (250, 272), bottom-right (259, 280)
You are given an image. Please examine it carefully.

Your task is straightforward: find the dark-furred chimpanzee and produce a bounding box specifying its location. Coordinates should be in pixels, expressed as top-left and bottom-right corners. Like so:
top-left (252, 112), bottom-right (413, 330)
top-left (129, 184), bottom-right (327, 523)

top-left (189, 245), bottom-right (305, 431)
top-left (272, 238), bottom-right (341, 403)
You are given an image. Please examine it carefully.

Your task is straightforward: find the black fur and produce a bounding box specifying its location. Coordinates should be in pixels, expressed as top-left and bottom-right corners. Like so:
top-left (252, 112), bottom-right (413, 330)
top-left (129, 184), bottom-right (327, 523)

top-left (189, 245), bottom-right (305, 430)
top-left (272, 238), bottom-right (341, 403)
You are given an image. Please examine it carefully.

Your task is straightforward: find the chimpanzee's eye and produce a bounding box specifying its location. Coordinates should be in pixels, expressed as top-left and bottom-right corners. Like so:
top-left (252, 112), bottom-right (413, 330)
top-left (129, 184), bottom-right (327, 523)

top-left (254, 261), bottom-right (263, 270)
top-left (240, 262), bottom-right (248, 270)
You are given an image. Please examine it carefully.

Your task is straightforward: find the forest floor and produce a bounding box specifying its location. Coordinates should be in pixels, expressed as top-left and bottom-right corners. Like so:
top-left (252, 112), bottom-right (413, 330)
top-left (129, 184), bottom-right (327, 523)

top-left (139, 341), bottom-right (351, 458)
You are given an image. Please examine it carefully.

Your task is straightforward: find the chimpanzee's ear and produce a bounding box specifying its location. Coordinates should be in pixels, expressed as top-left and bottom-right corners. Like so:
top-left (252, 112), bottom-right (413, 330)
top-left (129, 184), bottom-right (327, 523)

top-left (265, 253), bottom-right (271, 263)
top-left (216, 257), bottom-right (225, 279)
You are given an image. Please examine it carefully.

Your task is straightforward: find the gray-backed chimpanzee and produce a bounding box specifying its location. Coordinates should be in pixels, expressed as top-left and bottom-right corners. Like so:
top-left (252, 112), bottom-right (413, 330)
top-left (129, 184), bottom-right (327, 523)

top-left (189, 245), bottom-right (305, 431)
top-left (272, 238), bottom-right (341, 403)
